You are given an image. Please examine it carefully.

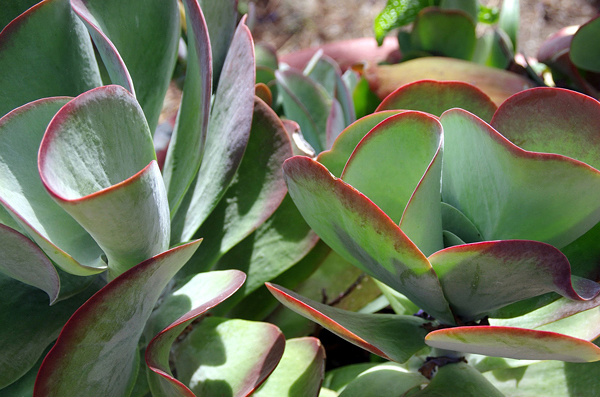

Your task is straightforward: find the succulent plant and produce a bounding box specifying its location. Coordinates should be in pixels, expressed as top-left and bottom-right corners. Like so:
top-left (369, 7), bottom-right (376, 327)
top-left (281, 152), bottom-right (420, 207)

top-left (0, 0), bottom-right (326, 395)
top-left (267, 80), bottom-right (600, 395)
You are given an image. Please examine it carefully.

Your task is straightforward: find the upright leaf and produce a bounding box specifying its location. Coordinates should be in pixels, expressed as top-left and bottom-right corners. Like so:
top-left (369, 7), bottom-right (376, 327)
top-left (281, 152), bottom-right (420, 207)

top-left (373, 0), bottom-right (435, 45)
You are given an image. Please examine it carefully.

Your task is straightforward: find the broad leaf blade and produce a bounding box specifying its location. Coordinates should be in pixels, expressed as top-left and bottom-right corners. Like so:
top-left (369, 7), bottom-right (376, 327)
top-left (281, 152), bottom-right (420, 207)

top-left (426, 326), bottom-right (600, 362)
top-left (376, 80), bottom-right (497, 122)
top-left (411, 362), bottom-right (503, 397)
top-left (39, 85), bottom-right (169, 278)
top-left (0, 98), bottom-right (105, 275)
top-left (173, 317), bottom-right (285, 397)
top-left (336, 363), bottom-right (427, 397)
top-left (34, 240), bottom-right (202, 397)
top-left (267, 283), bottom-right (430, 363)
top-left (0, 0), bottom-right (101, 118)
top-left (570, 15), bottom-right (600, 73)
top-left (441, 108), bottom-right (600, 249)
top-left (283, 156), bottom-right (454, 323)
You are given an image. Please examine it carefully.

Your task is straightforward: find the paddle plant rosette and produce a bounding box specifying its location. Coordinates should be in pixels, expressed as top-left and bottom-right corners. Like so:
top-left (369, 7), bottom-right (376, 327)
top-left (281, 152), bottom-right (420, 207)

top-left (267, 80), bottom-right (600, 395)
top-left (0, 1), bottom-right (325, 395)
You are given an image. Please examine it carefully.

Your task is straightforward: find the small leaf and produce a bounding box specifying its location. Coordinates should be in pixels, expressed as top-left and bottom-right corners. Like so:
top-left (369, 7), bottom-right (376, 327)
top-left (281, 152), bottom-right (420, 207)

top-left (173, 317), bottom-right (285, 396)
top-left (34, 241), bottom-right (202, 397)
top-left (498, 0), bottom-right (519, 49)
top-left (411, 362), bottom-right (503, 397)
top-left (283, 156), bottom-right (454, 323)
top-left (440, 202), bottom-right (482, 244)
top-left (253, 337), bottom-right (326, 397)
top-left (267, 283), bottom-right (430, 363)
top-left (373, 0), bottom-right (435, 46)
top-left (570, 15), bottom-right (600, 73)
top-left (425, 326), bottom-right (600, 362)
top-left (376, 80), bottom-right (497, 123)
top-left (39, 85), bottom-right (169, 279)
top-left (338, 362), bottom-right (427, 397)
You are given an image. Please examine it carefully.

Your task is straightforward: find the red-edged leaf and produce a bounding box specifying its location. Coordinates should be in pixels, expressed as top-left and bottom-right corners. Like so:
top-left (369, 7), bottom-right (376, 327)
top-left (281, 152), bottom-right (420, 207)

top-left (376, 80), bottom-right (497, 123)
top-left (145, 270), bottom-right (246, 396)
top-left (283, 156), bottom-right (454, 323)
top-left (425, 326), bottom-right (600, 362)
top-left (34, 240), bottom-right (202, 397)
top-left (267, 283), bottom-right (430, 363)
top-left (429, 240), bottom-right (600, 321)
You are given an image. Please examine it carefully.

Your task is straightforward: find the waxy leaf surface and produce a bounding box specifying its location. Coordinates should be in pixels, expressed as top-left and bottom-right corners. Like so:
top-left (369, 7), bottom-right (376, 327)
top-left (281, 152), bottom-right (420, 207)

top-left (199, 0), bottom-right (238, 85)
top-left (39, 85), bottom-right (169, 278)
top-left (0, 98), bottom-right (104, 275)
top-left (283, 156), bottom-right (454, 323)
top-left (145, 270), bottom-right (246, 396)
top-left (570, 15), bottom-right (600, 73)
top-left (426, 326), bottom-right (600, 362)
top-left (253, 337), bottom-right (325, 397)
top-left (337, 363), bottom-right (427, 397)
top-left (34, 240), bottom-right (202, 397)
top-left (429, 240), bottom-right (600, 321)
top-left (267, 283), bottom-right (430, 363)
top-left (173, 317), bottom-right (285, 397)
top-left (441, 108), bottom-right (600, 249)
top-left (172, 19), bottom-right (255, 241)
top-left (412, 362), bottom-right (503, 397)
top-left (0, 0), bottom-right (101, 118)
top-left (491, 87), bottom-right (600, 170)
top-left (163, 0), bottom-right (212, 215)
top-left (377, 80), bottom-right (497, 122)
top-left (0, 0), bottom-right (40, 31)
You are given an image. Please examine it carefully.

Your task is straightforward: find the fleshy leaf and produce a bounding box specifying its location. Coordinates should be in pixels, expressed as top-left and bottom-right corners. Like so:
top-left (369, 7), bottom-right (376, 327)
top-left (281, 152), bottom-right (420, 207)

top-left (411, 362), bottom-right (503, 397)
top-left (176, 97), bottom-right (291, 274)
top-left (341, 111), bottom-right (443, 255)
top-left (0, 98), bottom-right (105, 275)
top-left (373, 0), bottom-right (433, 45)
top-left (376, 80), bottom-right (497, 122)
top-left (267, 283), bottom-right (430, 363)
top-left (253, 337), bottom-right (325, 397)
top-left (276, 69), bottom-right (332, 153)
top-left (429, 240), bottom-right (600, 321)
top-left (338, 363), bottom-right (427, 397)
top-left (411, 8), bottom-right (477, 60)
top-left (39, 85), bottom-right (169, 279)
top-left (317, 110), bottom-right (403, 177)
top-left (162, 0), bottom-right (212, 215)
top-left (173, 317), bottom-right (285, 396)
top-left (491, 87), bottom-right (600, 170)
top-left (440, 202), bottom-right (482, 244)
top-left (0, 275), bottom-right (98, 389)
top-left (199, 0), bottom-right (238, 85)
top-left (425, 326), bottom-right (600, 362)
top-left (171, 19), bottom-right (255, 241)
top-left (34, 240), bottom-right (202, 396)
top-left (0, 0), bottom-right (101, 118)
top-left (0, 224), bottom-right (59, 303)
top-left (145, 270), bottom-right (246, 396)
top-left (365, 57), bottom-right (534, 106)
top-left (570, 14), bottom-right (600, 73)
top-left (0, 0), bottom-right (40, 31)
top-left (498, 0), bottom-right (519, 48)
top-left (283, 156), bottom-right (454, 323)
top-left (441, 108), bottom-right (600, 249)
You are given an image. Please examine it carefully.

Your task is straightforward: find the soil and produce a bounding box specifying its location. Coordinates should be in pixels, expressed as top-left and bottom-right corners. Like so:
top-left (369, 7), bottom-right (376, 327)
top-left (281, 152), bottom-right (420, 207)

top-left (248, 0), bottom-right (600, 59)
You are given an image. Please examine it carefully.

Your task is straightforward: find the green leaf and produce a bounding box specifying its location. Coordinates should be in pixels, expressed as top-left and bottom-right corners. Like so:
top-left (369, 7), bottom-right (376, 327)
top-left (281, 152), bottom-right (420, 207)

top-left (38, 85), bottom-right (169, 279)
top-left (440, 0), bottom-right (478, 22)
top-left (440, 202), bottom-right (482, 244)
top-left (411, 362), bottom-right (503, 397)
top-left (0, 97), bottom-right (105, 275)
top-left (34, 240), bottom-right (202, 397)
top-left (255, 43), bottom-right (278, 70)
top-left (498, 0), bottom-right (519, 49)
top-left (175, 97), bottom-right (291, 275)
top-left (283, 156), bottom-right (454, 323)
top-left (411, 8), bottom-right (477, 60)
top-left (570, 15), bottom-right (600, 73)
top-left (317, 110), bottom-right (403, 177)
top-left (173, 317), bottom-right (285, 396)
top-left (0, 0), bottom-right (40, 31)
top-left (276, 69), bottom-right (332, 153)
top-left (171, 19), bottom-right (255, 241)
top-left (441, 108), bottom-right (600, 249)
top-left (70, 0), bottom-right (180, 132)
top-left (253, 337), bottom-right (326, 397)
top-left (162, 0), bottom-right (212, 216)
top-left (373, 0), bottom-right (435, 46)
top-left (425, 326), bottom-right (600, 362)
top-left (0, 224), bottom-right (59, 303)
top-left (0, 274), bottom-right (98, 389)
top-left (477, 4), bottom-right (499, 24)
top-left (429, 240), bottom-right (600, 321)
top-left (145, 270), bottom-right (246, 396)
top-left (491, 87), bottom-right (600, 171)
top-left (471, 29), bottom-right (514, 69)
top-left (376, 80), bottom-right (497, 122)
top-left (267, 283), bottom-right (430, 363)
top-left (0, 0), bottom-right (101, 118)
top-left (338, 362), bottom-right (427, 397)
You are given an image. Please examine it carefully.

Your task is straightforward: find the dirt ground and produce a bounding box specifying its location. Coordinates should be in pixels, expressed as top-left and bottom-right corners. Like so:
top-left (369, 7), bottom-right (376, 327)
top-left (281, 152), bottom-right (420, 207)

top-left (249, 0), bottom-right (600, 59)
